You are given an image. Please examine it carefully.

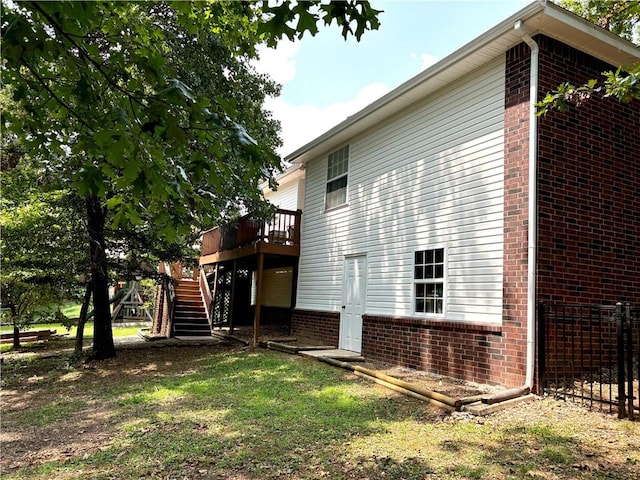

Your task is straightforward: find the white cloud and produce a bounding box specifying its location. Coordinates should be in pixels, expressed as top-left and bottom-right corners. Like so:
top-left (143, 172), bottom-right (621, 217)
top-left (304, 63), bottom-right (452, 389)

top-left (265, 82), bottom-right (391, 157)
top-left (420, 53), bottom-right (440, 70)
top-left (410, 51), bottom-right (440, 72)
top-left (254, 40), bottom-right (392, 157)
top-left (253, 40), bottom-right (300, 86)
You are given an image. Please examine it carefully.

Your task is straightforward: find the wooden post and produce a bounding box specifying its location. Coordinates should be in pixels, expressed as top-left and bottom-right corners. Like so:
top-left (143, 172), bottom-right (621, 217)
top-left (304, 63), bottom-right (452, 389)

top-left (289, 259), bottom-right (300, 337)
top-left (290, 259), bottom-right (299, 309)
top-left (293, 209), bottom-right (302, 245)
top-left (254, 253), bottom-right (265, 346)
top-left (229, 261), bottom-right (237, 335)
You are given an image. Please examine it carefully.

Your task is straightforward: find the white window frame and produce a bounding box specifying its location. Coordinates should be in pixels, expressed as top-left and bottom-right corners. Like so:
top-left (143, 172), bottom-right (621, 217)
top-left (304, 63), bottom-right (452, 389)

top-left (413, 246), bottom-right (447, 317)
top-left (325, 145), bottom-right (349, 210)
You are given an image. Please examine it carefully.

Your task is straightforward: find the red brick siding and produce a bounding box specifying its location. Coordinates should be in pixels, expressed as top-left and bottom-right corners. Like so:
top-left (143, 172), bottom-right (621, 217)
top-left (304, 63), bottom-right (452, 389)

top-left (363, 315), bottom-right (504, 385)
top-left (291, 309), bottom-right (340, 345)
top-left (535, 36), bottom-right (640, 305)
top-left (502, 41), bottom-right (533, 387)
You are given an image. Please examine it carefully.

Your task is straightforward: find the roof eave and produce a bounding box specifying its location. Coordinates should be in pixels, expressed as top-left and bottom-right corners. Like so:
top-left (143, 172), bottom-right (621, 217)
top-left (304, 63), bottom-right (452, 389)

top-left (285, 0), bottom-right (639, 165)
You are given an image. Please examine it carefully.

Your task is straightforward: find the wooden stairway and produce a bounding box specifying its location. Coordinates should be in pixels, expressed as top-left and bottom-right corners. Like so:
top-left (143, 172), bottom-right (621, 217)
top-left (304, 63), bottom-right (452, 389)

top-left (172, 279), bottom-right (211, 337)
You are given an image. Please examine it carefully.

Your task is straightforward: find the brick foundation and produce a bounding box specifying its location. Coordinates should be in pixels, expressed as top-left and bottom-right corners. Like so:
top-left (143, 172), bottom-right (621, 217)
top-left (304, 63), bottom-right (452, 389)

top-left (291, 309), bottom-right (340, 345)
top-left (362, 315), bottom-right (504, 385)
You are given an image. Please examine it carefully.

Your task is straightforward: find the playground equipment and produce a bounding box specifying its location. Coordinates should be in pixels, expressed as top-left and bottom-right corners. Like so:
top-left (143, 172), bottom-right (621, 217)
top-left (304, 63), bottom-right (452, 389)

top-left (110, 281), bottom-right (153, 323)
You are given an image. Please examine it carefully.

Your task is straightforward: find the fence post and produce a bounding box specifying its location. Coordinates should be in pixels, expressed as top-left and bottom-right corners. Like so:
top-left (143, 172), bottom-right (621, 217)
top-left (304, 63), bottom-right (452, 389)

top-left (625, 303), bottom-right (634, 420)
top-left (616, 302), bottom-right (626, 419)
top-left (537, 302), bottom-right (546, 394)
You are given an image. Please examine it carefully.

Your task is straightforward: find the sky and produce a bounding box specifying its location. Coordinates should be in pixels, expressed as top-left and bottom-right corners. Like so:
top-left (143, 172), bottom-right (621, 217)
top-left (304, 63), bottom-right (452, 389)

top-left (254, 0), bottom-right (532, 158)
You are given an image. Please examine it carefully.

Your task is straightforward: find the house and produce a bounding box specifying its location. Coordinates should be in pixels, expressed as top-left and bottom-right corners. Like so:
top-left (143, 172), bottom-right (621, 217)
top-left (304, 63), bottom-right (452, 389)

top-left (284, 0), bottom-right (639, 389)
top-left (151, 163), bottom-right (305, 343)
top-left (150, 0), bottom-right (638, 392)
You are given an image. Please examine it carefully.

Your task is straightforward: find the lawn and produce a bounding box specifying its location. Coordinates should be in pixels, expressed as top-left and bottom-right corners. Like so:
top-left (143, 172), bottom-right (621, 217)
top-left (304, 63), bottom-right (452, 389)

top-left (1, 301), bottom-right (145, 346)
top-left (1, 301), bottom-right (143, 341)
top-left (0, 322), bottom-right (141, 338)
top-left (1, 341), bottom-right (639, 480)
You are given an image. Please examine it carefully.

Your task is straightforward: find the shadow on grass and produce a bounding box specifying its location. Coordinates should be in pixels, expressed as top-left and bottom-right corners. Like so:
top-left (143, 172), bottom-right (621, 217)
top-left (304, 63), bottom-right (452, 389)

top-left (1, 344), bottom-right (639, 480)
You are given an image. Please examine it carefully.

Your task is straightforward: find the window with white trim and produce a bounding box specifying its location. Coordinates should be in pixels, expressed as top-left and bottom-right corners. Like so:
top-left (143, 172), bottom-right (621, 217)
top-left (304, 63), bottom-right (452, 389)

top-left (325, 145), bottom-right (349, 209)
top-left (414, 248), bottom-right (445, 315)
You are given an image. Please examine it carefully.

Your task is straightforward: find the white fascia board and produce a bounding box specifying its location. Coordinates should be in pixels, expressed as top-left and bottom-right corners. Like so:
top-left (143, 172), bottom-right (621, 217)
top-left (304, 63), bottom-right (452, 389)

top-left (285, 0), bottom-right (638, 166)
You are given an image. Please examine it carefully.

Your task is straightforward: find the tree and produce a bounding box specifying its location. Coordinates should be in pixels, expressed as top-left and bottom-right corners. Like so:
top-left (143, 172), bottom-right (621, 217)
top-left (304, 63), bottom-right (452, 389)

top-left (558, 0), bottom-right (639, 41)
top-left (537, 1), bottom-right (639, 114)
top-left (0, 153), bottom-right (87, 348)
top-left (1, 1), bottom-right (382, 360)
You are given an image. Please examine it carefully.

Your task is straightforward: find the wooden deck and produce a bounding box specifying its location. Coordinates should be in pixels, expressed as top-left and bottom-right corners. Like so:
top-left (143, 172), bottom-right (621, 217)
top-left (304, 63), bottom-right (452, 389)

top-left (199, 240), bottom-right (299, 266)
top-left (199, 208), bottom-right (301, 266)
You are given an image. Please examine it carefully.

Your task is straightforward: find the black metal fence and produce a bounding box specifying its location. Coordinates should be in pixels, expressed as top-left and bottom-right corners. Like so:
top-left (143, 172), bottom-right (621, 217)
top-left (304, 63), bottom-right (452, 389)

top-left (538, 302), bottom-right (640, 419)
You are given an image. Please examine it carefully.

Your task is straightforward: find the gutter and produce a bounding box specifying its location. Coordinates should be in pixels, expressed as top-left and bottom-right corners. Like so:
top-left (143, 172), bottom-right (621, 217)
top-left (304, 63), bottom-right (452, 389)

top-left (514, 20), bottom-right (538, 390)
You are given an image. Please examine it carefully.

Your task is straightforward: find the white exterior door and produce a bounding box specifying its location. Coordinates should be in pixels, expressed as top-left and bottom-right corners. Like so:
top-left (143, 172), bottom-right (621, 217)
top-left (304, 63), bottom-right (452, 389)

top-left (340, 255), bottom-right (366, 353)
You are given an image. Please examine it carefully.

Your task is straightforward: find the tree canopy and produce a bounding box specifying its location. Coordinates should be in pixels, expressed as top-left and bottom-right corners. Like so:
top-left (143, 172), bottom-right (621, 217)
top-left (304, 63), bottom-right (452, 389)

top-left (537, 1), bottom-right (639, 114)
top-left (558, 0), bottom-right (639, 42)
top-left (1, 0), bottom-right (382, 359)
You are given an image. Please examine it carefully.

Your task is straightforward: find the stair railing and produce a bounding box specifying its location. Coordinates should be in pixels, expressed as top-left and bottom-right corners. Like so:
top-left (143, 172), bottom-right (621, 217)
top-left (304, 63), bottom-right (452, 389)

top-left (199, 268), bottom-right (214, 329)
top-left (164, 276), bottom-right (176, 338)
top-left (151, 273), bottom-right (176, 338)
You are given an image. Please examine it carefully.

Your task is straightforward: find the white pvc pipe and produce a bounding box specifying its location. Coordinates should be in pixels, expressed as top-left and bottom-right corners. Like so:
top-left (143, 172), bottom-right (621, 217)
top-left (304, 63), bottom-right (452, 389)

top-left (514, 20), bottom-right (538, 389)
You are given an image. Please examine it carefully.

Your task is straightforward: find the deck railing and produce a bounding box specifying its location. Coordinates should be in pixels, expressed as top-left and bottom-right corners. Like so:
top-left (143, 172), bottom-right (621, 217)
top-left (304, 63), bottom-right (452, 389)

top-left (200, 209), bottom-right (302, 257)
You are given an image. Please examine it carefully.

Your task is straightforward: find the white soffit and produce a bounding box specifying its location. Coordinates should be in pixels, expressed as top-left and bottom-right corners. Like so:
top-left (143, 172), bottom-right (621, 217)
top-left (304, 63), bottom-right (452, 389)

top-left (285, 0), bottom-right (639, 165)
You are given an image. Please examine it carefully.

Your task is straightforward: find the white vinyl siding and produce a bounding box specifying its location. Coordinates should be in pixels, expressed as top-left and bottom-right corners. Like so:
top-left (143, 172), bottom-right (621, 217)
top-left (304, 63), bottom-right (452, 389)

top-left (297, 57), bottom-right (505, 324)
top-left (264, 179), bottom-right (301, 211)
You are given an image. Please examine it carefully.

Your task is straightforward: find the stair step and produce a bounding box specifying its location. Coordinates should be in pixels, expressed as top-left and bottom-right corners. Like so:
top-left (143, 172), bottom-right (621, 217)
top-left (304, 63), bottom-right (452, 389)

top-left (175, 301), bottom-right (205, 307)
top-left (170, 281), bottom-right (212, 337)
top-left (174, 304), bottom-right (205, 310)
top-left (173, 331), bottom-right (211, 337)
top-left (173, 308), bottom-right (207, 318)
top-left (175, 290), bottom-right (200, 297)
top-left (174, 316), bottom-right (208, 322)
top-left (173, 318), bottom-right (209, 328)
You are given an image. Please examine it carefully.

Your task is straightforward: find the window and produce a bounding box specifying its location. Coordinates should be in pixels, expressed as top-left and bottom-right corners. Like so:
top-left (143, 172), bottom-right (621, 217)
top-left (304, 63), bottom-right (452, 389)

top-left (325, 145), bottom-right (349, 209)
top-left (414, 248), bottom-right (445, 315)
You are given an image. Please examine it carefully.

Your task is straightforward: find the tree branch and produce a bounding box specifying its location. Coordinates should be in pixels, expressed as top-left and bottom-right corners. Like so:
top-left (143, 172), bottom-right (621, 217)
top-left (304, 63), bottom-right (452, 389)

top-left (20, 59), bottom-right (94, 132)
top-left (29, 2), bottom-right (149, 109)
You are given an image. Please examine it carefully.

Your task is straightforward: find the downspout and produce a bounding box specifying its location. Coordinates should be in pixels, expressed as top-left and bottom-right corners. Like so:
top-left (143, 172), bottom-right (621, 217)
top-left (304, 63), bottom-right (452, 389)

top-left (514, 20), bottom-right (538, 389)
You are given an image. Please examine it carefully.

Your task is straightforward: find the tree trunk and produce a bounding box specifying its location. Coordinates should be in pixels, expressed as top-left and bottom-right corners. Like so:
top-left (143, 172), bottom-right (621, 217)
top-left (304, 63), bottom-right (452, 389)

top-left (10, 305), bottom-right (20, 350)
top-left (86, 196), bottom-right (115, 360)
top-left (75, 280), bottom-right (93, 355)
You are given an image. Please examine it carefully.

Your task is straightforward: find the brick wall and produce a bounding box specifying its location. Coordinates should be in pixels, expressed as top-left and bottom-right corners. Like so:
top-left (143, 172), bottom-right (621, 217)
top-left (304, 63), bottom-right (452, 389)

top-left (535, 36), bottom-right (640, 305)
top-left (291, 309), bottom-right (340, 345)
top-left (502, 41), bottom-right (534, 387)
top-left (363, 315), bottom-right (504, 385)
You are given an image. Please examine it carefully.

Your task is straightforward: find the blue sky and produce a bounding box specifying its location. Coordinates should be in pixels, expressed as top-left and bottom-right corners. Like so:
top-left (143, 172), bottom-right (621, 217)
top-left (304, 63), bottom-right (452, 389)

top-left (255, 0), bottom-right (532, 156)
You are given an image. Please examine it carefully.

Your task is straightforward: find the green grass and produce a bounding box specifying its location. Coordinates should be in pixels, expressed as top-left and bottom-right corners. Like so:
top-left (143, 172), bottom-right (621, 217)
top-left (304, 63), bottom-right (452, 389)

top-left (0, 321), bottom-right (142, 337)
top-left (1, 301), bottom-right (144, 338)
top-left (2, 345), bottom-right (639, 480)
top-left (59, 303), bottom-right (82, 319)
